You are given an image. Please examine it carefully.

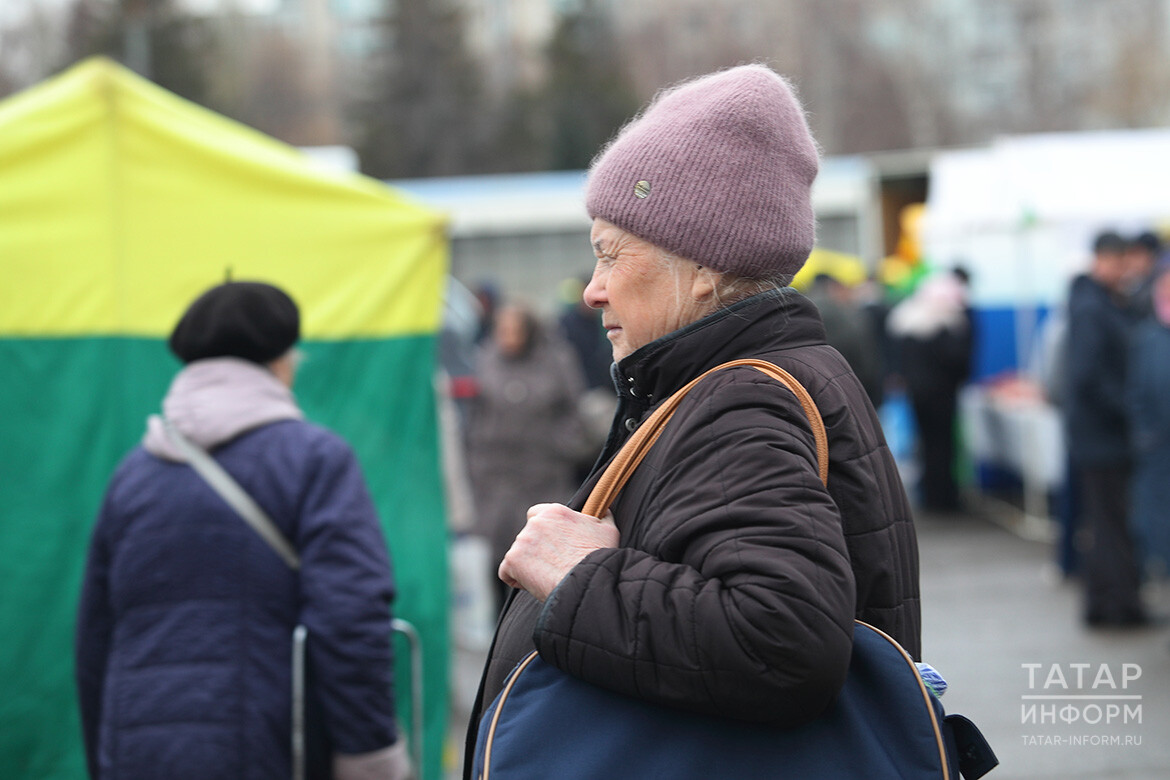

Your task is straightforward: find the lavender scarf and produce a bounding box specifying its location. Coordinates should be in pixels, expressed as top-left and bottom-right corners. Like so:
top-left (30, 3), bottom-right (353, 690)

top-left (143, 357), bottom-right (304, 461)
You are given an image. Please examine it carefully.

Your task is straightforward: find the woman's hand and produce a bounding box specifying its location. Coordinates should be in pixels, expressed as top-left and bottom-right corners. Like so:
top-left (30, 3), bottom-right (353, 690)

top-left (499, 503), bottom-right (619, 602)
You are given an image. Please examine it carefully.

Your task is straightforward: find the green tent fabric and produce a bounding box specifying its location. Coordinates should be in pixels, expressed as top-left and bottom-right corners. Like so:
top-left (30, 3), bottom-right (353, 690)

top-left (0, 58), bottom-right (450, 779)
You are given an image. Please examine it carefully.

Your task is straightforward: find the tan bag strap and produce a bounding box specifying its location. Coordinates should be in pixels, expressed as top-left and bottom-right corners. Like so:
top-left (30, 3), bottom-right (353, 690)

top-left (582, 359), bottom-right (829, 519)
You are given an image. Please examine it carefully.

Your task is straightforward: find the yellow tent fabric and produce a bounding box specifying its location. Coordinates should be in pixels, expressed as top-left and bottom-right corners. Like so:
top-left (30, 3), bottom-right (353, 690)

top-left (0, 57), bottom-right (450, 780)
top-left (0, 56), bottom-right (446, 338)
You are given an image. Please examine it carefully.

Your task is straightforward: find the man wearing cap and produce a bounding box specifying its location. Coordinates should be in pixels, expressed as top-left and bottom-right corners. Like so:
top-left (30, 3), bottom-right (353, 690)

top-left (466, 64), bottom-right (918, 773)
top-left (76, 282), bottom-right (411, 779)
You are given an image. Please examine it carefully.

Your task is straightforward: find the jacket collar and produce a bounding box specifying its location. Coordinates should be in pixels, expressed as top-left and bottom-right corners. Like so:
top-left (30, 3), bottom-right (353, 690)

top-left (573, 288), bottom-right (826, 498)
top-left (612, 287), bottom-right (825, 407)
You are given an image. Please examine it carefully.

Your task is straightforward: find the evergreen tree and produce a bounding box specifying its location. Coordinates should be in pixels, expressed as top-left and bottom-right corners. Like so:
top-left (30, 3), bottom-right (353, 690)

top-left (470, 4), bottom-right (639, 175)
top-left (542, 7), bottom-right (638, 170)
top-left (353, 0), bottom-right (485, 179)
top-left (478, 85), bottom-right (552, 174)
top-left (61, 0), bottom-right (219, 110)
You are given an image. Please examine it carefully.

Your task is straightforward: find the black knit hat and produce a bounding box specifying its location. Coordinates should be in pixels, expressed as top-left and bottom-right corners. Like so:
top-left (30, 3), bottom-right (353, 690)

top-left (169, 281), bottom-right (300, 365)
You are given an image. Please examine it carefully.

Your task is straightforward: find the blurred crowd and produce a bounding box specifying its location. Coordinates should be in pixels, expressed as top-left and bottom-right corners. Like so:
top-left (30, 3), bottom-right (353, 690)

top-left (1041, 229), bottom-right (1170, 629)
top-left (440, 226), bottom-right (1170, 644)
top-left (432, 225), bottom-right (1170, 771)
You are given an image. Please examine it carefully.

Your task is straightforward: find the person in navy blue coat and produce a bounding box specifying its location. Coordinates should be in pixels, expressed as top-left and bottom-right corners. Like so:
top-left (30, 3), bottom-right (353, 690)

top-left (75, 282), bottom-right (411, 779)
top-left (1127, 265), bottom-right (1170, 580)
top-left (1064, 233), bottom-right (1148, 628)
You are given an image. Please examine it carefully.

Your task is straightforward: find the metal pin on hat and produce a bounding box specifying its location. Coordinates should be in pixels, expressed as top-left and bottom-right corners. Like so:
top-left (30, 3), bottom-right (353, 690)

top-left (634, 180), bottom-right (651, 199)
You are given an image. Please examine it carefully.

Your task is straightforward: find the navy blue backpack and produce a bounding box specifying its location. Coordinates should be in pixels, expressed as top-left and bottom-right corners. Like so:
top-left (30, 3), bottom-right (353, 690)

top-left (472, 360), bottom-right (998, 780)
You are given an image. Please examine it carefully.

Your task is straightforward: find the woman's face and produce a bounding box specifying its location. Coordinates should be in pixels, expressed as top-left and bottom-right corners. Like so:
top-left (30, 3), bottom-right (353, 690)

top-left (584, 219), bottom-right (715, 363)
top-left (493, 305), bottom-right (531, 358)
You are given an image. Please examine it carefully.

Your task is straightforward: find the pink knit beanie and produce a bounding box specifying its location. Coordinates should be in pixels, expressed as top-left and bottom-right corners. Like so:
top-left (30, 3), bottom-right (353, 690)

top-left (585, 64), bottom-right (819, 279)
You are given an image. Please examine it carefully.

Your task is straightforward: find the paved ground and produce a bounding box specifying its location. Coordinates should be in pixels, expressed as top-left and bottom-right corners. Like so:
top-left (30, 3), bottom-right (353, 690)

top-left (446, 504), bottom-right (1170, 779)
top-left (918, 504), bottom-right (1170, 779)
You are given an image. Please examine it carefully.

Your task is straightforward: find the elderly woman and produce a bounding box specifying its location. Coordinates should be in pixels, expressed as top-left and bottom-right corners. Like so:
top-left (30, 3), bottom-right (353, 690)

top-left (465, 65), bottom-right (919, 769)
top-left (76, 282), bottom-right (410, 780)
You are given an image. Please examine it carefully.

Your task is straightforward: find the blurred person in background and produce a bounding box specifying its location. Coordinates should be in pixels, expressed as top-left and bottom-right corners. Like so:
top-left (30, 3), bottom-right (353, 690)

top-left (1037, 266), bottom-right (1082, 579)
top-left (1064, 231), bottom-right (1148, 628)
top-left (472, 281), bottom-right (500, 345)
top-left (951, 265), bottom-right (977, 344)
top-left (558, 275), bottom-right (614, 392)
top-left (855, 271), bottom-right (899, 407)
top-left (886, 269), bottom-right (974, 513)
top-left (1127, 265), bottom-right (1170, 583)
top-left (75, 281), bottom-right (410, 779)
top-left (439, 277), bottom-right (485, 427)
top-left (1125, 230), bottom-right (1163, 319)
top-left (805, 273), bottom-right (884, 409)
top-left (558, 275), bottom-right (620, 481)
top-left (465, 301), bottom-right (589, 609)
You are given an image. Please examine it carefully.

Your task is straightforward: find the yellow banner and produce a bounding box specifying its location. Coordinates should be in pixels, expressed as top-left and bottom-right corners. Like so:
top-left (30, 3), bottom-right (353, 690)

top-left (0, 58), bottom-right (448, 339)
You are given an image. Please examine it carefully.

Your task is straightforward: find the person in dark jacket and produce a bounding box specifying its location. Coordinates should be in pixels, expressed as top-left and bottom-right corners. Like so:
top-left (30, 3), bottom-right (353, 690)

top-left (1128, 265), bottom-right (1170, 579)
top-left (1124, 230), bottom-right (1162, 320)
top-left (558, 277), bottom-right (614, 393)
top-left (1064, 231), bottom-right (1148, 627)
top-left (76, 282), bottom-right (410, 780)
top-left (805, 273), bottom-right (885, 409)
top-left (465, 65), bottom-right (920, 774)
top-left (465, 302), bottom-right (589, 610)
top-left (887, 270), bottom-right (974, 512)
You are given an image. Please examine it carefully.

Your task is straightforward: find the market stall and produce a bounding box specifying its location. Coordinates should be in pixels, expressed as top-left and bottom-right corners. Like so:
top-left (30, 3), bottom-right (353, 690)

top-left (0, 58), bottom-right (450, 779)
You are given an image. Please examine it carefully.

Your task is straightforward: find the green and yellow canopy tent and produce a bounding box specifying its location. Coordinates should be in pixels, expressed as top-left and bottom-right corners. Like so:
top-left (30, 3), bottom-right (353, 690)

top-left (0, 57), bottom-right (449, 779)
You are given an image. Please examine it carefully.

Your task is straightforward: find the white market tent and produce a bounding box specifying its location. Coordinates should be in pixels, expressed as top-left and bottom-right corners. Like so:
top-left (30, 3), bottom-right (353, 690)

top-left (924, 129), bottom-right (1170, 310)
top-left (925, 129), bottom-right (1170, 523)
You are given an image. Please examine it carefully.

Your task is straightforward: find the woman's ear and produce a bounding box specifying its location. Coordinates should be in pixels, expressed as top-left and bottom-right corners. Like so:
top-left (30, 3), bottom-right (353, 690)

top-left (690, 264), bottom-right (718, 303)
